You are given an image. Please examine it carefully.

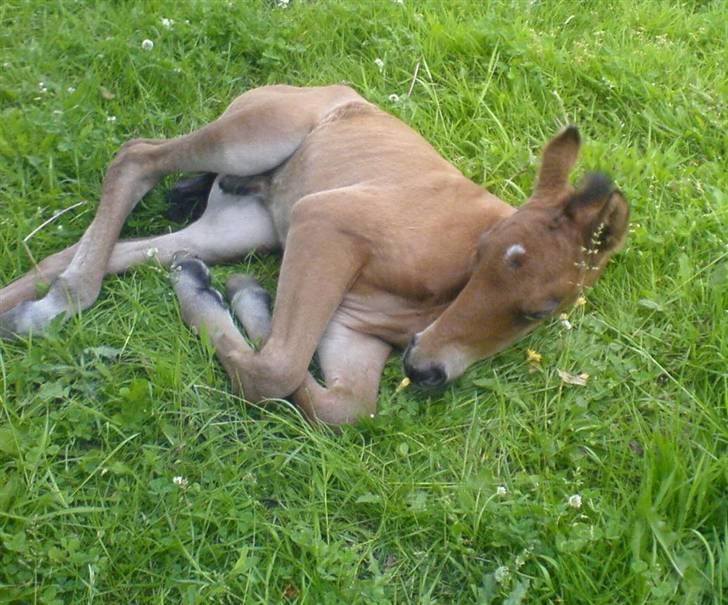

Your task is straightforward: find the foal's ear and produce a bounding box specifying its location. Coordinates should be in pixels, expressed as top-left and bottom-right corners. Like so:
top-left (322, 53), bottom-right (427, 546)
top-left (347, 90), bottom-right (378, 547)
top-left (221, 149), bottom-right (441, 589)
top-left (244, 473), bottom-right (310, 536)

top-left (533, 125), bottom-right (581, 198)
top-left (565, 173), bottom-right (630, 256)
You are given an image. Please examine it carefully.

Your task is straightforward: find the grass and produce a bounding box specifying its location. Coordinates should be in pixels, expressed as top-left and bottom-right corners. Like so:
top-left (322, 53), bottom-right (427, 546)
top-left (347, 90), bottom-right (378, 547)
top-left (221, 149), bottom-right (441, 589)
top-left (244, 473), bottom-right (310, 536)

top-left (0, 0), bottom-right (726, 603)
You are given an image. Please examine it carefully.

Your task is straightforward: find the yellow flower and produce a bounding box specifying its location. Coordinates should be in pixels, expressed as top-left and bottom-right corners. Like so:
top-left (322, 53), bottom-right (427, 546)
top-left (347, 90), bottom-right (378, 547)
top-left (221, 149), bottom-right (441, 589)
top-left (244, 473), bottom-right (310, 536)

top-left (575, 296), bottom-right (587, 307)
top-left (527, 349), bottom-right (542, 364)
top-left (395, 377), bottom-right (411, 393)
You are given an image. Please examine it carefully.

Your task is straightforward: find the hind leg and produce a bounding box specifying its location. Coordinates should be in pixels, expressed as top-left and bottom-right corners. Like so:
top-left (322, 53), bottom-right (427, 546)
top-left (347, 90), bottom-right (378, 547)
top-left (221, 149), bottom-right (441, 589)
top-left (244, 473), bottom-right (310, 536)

top-left (0, 85), bottom-right (359, 337)
top-left (108, 179), bottom-right (279, 269)
top-left (0, 182), bottom-right (278, 337)
top-left (0, 175), bottom-right (274, 316)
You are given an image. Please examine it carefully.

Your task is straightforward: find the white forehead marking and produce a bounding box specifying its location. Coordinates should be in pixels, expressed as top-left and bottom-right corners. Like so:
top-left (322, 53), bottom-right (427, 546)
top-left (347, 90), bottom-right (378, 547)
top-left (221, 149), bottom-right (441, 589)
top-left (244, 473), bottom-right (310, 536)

top-left (505, 243), bottom-right (526, 262)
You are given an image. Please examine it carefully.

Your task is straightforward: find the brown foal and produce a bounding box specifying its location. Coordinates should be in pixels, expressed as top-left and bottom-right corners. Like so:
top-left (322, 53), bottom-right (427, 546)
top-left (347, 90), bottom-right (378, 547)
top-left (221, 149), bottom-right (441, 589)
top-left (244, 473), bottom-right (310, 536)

top-left (0, 84), bottom-right (628, 425)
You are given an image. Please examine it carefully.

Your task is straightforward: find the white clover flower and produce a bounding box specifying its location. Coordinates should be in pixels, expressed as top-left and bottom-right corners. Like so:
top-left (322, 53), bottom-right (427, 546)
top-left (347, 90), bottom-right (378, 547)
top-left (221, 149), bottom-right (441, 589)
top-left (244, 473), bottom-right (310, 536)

top-left (141, 39), bottom-right (154, 51)
top-left (107, 116), bottom-right (117, 123)
top-left (67, 86), bottom-right (76, 93)
top-left (161, 18), bottom-right (174, 28)
top-left (494, 565), bottom-right (510, 583)
top-left (374, 58), bottom-right (385, 71)
top-left (145, 247), bottom-right (159, 258)
top-left (568, 494), bottom-right (582, 509)
top-left (496, 485), bottom-right (507, 496)
top-left (515, 545), bottom-right (534, 568)
top-left (559, 313), bottom-right (573, 330)
top-left (173, 476), bottom-right (189, 488)
top-left (276, 0), bottom-right (290, 7)
top-left (388, 93), bottom-right (400, 103)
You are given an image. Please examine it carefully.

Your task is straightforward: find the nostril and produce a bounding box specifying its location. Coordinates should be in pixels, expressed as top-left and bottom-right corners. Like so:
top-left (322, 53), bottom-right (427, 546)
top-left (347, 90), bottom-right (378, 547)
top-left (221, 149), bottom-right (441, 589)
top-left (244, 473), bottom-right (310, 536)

top-left (424, 365), bottom-right (446, 387)
top-left (403, 360), bottom-right (447, 388)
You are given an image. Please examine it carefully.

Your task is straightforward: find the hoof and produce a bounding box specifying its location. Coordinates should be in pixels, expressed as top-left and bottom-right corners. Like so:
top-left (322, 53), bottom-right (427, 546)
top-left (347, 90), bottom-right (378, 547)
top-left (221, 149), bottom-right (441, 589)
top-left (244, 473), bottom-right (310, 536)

top-left (225, 274), bottom-right (271, 345)
top-left (171, 252), bottom-right (210, 285)
top-left (170, 255), bottom-right (225, 309)
top-left (226, 274), bottom-right (264, 298)
top-left (226, 274), bottom-right (271, 312)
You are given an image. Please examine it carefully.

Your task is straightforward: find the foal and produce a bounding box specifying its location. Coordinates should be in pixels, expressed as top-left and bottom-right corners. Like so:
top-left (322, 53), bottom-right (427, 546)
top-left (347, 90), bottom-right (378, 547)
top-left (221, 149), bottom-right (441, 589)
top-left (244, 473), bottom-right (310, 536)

top-left (0, 84), bottom-right (628, 425)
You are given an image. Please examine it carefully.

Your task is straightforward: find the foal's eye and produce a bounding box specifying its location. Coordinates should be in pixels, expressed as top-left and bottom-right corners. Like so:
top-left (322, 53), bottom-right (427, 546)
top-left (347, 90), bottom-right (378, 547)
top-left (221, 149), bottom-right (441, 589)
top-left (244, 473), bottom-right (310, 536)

top-left (514, 298), bottom-right (561, 326)
top-left (522, 312), bottom-right (541, 323)
top-left (514, 311), bottom-right (538, 326)
top-left (515, 307), bottom-right (555, 325)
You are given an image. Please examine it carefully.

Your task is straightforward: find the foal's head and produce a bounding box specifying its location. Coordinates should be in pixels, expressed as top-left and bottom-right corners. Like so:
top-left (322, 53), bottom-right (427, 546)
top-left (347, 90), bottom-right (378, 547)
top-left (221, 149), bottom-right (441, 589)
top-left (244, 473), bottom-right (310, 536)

top-left (403, 126), bottom-right (629, 387)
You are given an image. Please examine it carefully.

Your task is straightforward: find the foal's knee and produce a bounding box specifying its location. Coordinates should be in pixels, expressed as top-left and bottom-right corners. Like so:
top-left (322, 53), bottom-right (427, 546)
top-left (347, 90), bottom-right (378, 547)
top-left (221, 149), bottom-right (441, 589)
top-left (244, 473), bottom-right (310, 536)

top-left (243, 345), bottom-right (308, 402)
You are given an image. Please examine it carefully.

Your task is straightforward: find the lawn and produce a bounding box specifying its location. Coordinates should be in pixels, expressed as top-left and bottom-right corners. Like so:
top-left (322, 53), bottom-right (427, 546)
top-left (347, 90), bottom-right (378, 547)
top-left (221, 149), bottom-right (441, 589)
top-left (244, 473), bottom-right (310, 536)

top-left (0, 1), bottom-right (726, 603)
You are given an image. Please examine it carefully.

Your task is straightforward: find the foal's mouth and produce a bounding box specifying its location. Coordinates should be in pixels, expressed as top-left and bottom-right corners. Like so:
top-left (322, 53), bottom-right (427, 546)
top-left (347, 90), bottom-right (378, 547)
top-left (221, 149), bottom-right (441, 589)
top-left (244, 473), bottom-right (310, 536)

top-left (401, 337), bottom-right (449, 389)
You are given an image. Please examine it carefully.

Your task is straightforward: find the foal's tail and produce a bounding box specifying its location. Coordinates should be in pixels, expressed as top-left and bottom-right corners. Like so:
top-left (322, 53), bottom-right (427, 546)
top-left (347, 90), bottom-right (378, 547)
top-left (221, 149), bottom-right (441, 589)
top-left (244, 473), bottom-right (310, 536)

top-left (165, 172), bottom-right (216, 223)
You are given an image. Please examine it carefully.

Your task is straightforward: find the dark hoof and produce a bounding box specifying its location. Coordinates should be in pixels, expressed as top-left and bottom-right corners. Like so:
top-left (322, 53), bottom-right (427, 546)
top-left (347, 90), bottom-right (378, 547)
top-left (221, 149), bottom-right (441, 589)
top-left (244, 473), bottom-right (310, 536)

top-left (171, 253), bottom-right (211, 288)
top-left (171, 256), bottom-right (227, 310)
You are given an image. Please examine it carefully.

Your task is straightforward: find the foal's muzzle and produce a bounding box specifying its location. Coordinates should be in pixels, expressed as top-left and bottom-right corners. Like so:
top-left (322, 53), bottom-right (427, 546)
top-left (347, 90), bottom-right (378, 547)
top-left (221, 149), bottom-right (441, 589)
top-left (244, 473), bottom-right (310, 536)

top-left (402, 336), bottom-right (447, 388)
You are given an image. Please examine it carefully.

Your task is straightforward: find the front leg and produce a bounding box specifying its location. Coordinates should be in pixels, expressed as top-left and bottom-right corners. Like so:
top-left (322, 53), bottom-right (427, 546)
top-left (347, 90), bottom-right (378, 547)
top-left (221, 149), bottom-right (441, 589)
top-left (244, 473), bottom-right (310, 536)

top-left (292, 320), bottom-right (392, 425)
top-left (172, 191), bottom-right (371, 402)
top-left (172, 258), bottom-right (390, 426)
top-left (227, 274), bottom-right (392, 424)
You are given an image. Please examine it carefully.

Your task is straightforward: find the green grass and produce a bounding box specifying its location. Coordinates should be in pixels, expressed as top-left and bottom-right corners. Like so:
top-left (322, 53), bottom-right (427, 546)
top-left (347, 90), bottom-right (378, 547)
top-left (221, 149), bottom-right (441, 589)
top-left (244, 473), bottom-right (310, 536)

top-left (1, 0), bottom-right (726, 603)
